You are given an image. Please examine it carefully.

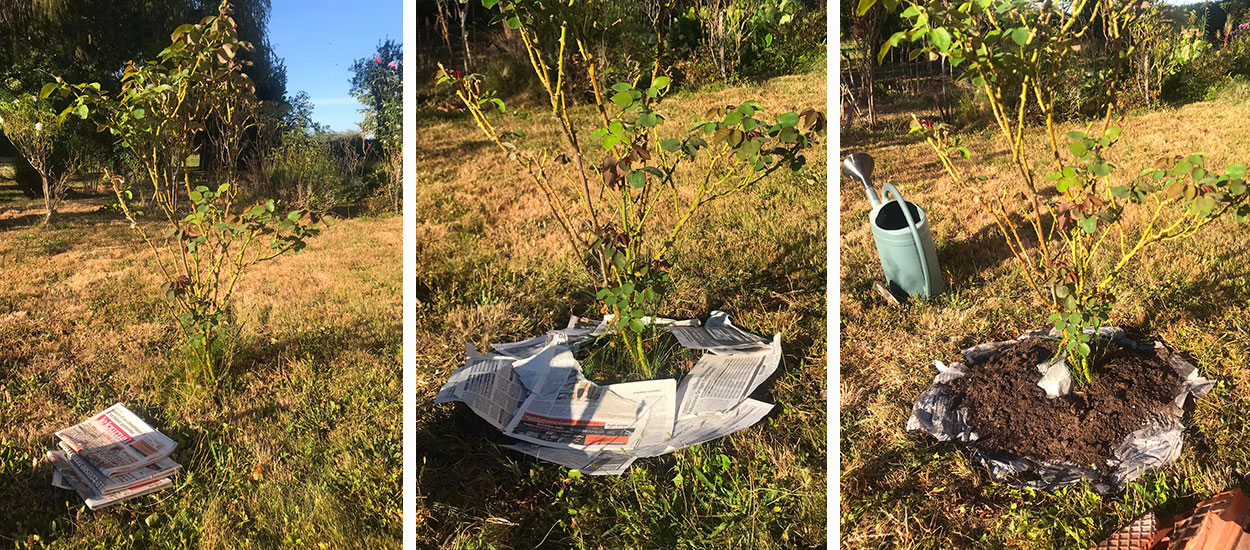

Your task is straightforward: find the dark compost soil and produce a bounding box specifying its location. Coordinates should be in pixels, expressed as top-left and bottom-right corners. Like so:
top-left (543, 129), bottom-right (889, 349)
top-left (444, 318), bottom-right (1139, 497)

top-left (948, 338), bottom-right (1183, 469)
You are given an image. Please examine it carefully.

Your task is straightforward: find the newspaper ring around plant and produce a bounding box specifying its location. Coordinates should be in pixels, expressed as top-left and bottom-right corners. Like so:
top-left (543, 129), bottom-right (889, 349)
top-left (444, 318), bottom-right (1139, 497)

top-left (435, 311), bottom-right (782, 475)
top-left (906, 327), bottom-right (1215, 495)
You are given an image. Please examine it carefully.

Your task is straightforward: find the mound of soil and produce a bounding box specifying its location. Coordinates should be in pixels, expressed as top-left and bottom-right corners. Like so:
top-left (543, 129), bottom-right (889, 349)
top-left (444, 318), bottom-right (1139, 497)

top-left (948, 338), bottom-right (1183, 470)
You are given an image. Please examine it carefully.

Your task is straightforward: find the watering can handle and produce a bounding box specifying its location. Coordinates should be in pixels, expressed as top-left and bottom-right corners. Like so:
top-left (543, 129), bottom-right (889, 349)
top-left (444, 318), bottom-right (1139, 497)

top-left (880, 182), bottom-right (932, 299)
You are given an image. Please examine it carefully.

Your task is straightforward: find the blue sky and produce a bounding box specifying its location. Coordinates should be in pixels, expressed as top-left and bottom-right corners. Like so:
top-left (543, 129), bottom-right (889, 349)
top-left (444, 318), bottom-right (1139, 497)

top-left (268, 0), bottom-right (403, 132)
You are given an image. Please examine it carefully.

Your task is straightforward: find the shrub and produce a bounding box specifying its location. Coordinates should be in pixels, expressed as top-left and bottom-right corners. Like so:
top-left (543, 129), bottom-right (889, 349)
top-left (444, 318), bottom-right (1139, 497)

top-left (1163, 25), bottom-right (1250, 102)
top-left (440, 0), bottom-right (823, 374)
top-left (883, 0), bottom-right (1250, 385)
top-left (49, 1), bottom-right (320, 384)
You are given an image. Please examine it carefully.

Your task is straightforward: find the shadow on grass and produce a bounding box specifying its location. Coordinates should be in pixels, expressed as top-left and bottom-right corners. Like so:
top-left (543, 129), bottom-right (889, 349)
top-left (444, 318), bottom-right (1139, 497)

top-left (1136, 240), bottom-right (1250, 331)
top-left (224, 321), bottom-right (396, 381)
top-left (0, 451), bottom-right (74, 543)
top-left (417, 138), bottom-right (492, 164)
top-left (936, 211), bottom-right (1058, 289)
top-left (0, 208), bottom-right (121, 232)
top-left (416, 406), bottom-right (570, 549)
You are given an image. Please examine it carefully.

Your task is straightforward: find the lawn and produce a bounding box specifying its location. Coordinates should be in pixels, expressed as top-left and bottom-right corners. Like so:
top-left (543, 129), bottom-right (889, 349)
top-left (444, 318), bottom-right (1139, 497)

top-left (413, 69), bottom-right (828, 549)
top-left (0, 174), bottom-right (402, 549)
top-left (839, 83), bottom-right (1250, 548)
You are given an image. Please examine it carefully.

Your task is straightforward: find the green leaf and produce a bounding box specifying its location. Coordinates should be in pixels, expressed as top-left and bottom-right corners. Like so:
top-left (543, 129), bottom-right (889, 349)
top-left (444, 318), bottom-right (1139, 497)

top-left (629, 319), bottom-right (645, 333)
top-left (75, 104), bottom-right (88, 119)
top-left (1172, 160), bottom-right (1193, 176)
top-left (929, 27), bottom-right (952, 52)
top-left (611, 82), bottom-right (631, 93)
top-left (39, 83), bottom-right (57, 98)
top-left (1010, 27), bottom-right (1030, 46)
top-left (878, 31), bottom-right (905, 63)
top-left (1227, 163), bottom-right (1246, 180)
top-left (1104, 126), bottom-right (1121, 141)
top-left (505, 15), bottom-right (521, 29)
top-left (653, 76), bottom-right (671, 90)
top-left (627, 170), bottom-right (646, 188)
top-left (188, 190), bottom-right (203, 202)
top-left (132, 108), bottom-right (146, 120)
top-left (482, 0), bottom-right (500, 8)
top-left (855, 0), bottom-right (877, 16)
top-left (611, 91), bottom-right (633, 110)
top-left (1067, 141), bottom-right (1087, 158)
top-left (777, 112), bottom-right (800, 127)
top-left (661, 139), bottom-right (681, 152)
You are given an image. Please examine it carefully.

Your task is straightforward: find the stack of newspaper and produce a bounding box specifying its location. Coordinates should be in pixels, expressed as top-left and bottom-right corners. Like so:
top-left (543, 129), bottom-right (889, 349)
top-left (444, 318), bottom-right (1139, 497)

top-left (47, 403), bottom-right (181, 510)
top-left (436, 311), bottom-right (781, 475)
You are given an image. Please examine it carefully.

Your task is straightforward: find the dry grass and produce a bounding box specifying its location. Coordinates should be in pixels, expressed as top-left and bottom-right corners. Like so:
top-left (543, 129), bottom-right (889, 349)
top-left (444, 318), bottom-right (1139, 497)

top-left (840, 86), bottom-right (1250, 548)
top-left (414, 70), bottom-right (828, 548)
top-left (0, 179), bottom-right (401, 549)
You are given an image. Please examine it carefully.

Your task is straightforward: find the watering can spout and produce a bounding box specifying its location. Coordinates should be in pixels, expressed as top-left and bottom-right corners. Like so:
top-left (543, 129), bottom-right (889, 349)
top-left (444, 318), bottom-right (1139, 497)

top-left (842, 152), bottom-right (882, 208)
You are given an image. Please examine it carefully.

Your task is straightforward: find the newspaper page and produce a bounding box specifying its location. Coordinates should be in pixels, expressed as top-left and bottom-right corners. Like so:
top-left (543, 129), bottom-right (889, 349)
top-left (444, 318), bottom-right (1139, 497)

top-left (55, 441), bottom-right (180, 497)
top-left (668, 318), bottom-right (769, 351)
top-left (580, 451), bottom-right (636, 475)
top-left (511, 343), bottom-right (582, 391)
top-left (502, 441), bottom-right (599, 469)
top-left (554, 316), bottom-right (609, 340)
top-left (48, 451), bottom-right (174, 509)
top-left (54, 404), bottom-right (176, 477)
top-left (503, 360), bottom-right (648, 451)
top-left (502, 442), bottom-right (637, 475)
top-left (492, 334), bottom-right (552, 359)
top-left (674, 335), bottom-right (781, 419)
top-left (604, 379), bottom-right (676, 456)
top-left (668, 398), bottom-right (774, 448)
top-left (435, 347), bottom-right (528, 430)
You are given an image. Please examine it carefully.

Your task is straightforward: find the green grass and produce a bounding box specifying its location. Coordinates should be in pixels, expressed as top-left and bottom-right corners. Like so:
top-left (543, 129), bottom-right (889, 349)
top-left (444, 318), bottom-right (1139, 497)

top-left (414, 69), bottom-right (828, 548)
top-left (840, 88), bottom-right (1250, 548)
top-left (0, 187), bottom-right (401, 549)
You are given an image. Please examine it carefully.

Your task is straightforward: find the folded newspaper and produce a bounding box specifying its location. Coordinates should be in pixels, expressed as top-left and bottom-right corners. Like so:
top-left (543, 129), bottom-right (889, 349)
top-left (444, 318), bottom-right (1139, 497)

top-left (435, 311), bottom-right (780, 475)
top-left (48, 403), bottom-right (181, 509)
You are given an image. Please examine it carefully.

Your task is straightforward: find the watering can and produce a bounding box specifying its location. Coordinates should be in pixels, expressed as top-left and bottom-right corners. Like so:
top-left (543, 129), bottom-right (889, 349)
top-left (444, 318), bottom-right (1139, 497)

top-left (842, 152), bottom-right (944, 300)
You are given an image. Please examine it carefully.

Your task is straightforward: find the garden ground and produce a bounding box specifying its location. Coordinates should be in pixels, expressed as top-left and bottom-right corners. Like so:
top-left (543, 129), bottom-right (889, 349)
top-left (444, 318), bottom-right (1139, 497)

top-left (840, 83), bottom-right (1250, 548)
top-left (0, 174), bottom-right (402, 549)
top-left (413, 69), bottom-right (828, 548)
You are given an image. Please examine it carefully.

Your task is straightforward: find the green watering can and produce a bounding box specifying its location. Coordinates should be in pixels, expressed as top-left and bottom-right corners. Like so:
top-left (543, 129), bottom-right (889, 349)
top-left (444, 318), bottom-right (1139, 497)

top-left (842, 152), bottom-right (944, 300)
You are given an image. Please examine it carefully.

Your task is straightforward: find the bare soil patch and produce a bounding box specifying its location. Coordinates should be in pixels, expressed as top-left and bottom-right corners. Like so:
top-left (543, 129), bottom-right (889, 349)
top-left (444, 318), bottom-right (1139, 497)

top-left (949, 338), bottom-right (1183, 469)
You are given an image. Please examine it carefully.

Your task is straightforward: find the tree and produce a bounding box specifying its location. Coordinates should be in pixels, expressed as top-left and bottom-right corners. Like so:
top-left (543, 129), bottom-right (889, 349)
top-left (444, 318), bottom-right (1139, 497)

top-left (350, 40), bottom-right (403, 213)
top-left (848, 1), bottom-right (886, 128)
top-left (0, 94), bottom-right (81, 225)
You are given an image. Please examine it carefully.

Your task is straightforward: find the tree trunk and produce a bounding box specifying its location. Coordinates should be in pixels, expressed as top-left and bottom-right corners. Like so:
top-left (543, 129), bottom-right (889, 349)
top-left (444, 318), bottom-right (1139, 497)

top-left (40, 172), bottom-right (53, 225)
top-left (458, 0), bottom-right (472, 73)
top-left (435, 0), bottom-right (454, 58)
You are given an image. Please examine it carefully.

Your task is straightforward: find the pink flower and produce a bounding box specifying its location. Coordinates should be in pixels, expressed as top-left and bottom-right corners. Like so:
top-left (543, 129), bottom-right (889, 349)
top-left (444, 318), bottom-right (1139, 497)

top-left (388, 60), bottom-right (397, 68)
top-left (374, 56), bottom-right (383, 63)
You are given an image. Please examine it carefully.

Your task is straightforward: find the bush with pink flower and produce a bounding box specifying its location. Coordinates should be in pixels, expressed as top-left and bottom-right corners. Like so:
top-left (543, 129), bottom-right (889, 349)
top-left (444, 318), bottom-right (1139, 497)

top-left (350, 39), bottom-right (403, 212)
